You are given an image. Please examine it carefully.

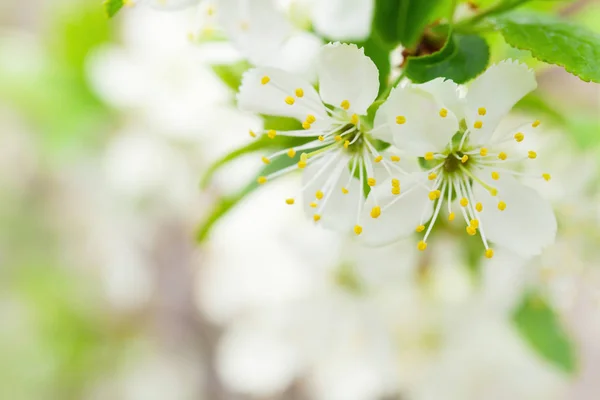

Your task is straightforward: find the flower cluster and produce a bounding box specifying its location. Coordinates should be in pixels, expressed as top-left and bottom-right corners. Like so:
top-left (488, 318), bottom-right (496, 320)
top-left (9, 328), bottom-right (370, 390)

top-left (238, 43), bottom-right (557, 258)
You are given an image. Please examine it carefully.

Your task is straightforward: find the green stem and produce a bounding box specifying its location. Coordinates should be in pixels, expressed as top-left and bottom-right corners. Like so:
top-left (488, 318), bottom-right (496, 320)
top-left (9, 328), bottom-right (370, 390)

top-left (379, 72), bottom-right (405, 101)
top-left (454, 0), bottom-right (531, 31)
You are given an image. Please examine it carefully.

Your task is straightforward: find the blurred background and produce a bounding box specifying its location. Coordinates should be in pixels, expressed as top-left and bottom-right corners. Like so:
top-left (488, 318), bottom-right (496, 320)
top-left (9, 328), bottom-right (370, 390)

top-left (0, 0), bottom-right (599, 399)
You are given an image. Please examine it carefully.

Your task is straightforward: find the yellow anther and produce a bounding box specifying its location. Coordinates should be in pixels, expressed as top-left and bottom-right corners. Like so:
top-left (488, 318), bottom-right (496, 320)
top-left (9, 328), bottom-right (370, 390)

top-left (491, 171), bottom-right (500, 180)
top-left (416, 225), bottom-right (425, 233)
top-left (344, 140), bottom-right (350, 149)
top-left (374, 155), bottom-right (383, 163)
top-left (287, 148), bottom-right (296, 158)
top-left (498, 152), bottom-right (507, 160)
top-left (396, 115), bottom-right (406, 125)
top-left (313, 214), bottom-right (321, 222)
top-left (478, 107), bottom-right (487, 116)
top-left (248, 130), bottom-right (257, 138)
top-left (295, 88), bottom-right (304, 98)
top-left (297, 161), bottom-right (307, 169)
top-left (390, 155), bottom-right (401, 162)
top-left (532, 120), bottom-right (541, 128)
top-left (480, 148), bottom-right (488, 156)
top-left (306, 114), bottom-right (316, 124)
top-left (448, 212), bottom-right (455, 221)
top-left (466, 226), bottom-right (477, 236)
top-left (460, 197), bottom-right (469, 207)
top-left (302, 122), bottom-right (311, 130)
top-left (318, 135), bottom-right (325, 142)
top-left (391, 178), bottom-right (400, 187)
top-left (309, 202), bottom-right (317, 208)
top-left (341, 187), bottom-right (349, 194)
top-left (257, 176), bottom-right (267, 184)
top-left (261, 76), bottom-right (270, 85)
top-left (367, 178), bottom-right (376, 187)
top-left (461, 155), bottom-right (469, 163)
top-left (485, 248), bottom-right (494, 259)
top-left (285, 198), bottom-right (295, 205)
top-left (514, 132), bottom-right (524, 142)
top-left (470, 219), bottom-right (479, 228)
top-left (285, 96), bottom-right (295, 105)
top-left (498, 201), bottom-right (506, 211)
top-left (340, 100), bottom-right (350, 110)
top-left (354, 225), bottom-right (363, 235)
top-left (424, 152), bottom-right (434, 161)
top-left (391, 187), bottom-right (400, 195)
top-left (315, 190), bottom-right (324, 200)
top-left (417, 241), bottom-right (427, 251)
top-left (439, 108), bottom-right (448, 118)
top-left (429, 190), bottom-right (441, 201)
top-left (428, 173), bottom-right (437, 180)
top-left (489, 188), bottom-right (498, 196)
top-left (475, 202), bottom-right (483, 212)
top-left (261, 156), bottom-right (270, 165)
top-left (528, 150), bottom-right (537, 159)
top-left (334, 135), bottom-right (342, 141)
top-left (474, 121), bottom-right (483, 129)
top-left (267, 130), bottom-right (276, 139)
top-left (542, 173), bottom-right (551, 181)
top-left (370, 206), bottom-right (381, 219)
top-left (350, 114), bottom-right (359, 125)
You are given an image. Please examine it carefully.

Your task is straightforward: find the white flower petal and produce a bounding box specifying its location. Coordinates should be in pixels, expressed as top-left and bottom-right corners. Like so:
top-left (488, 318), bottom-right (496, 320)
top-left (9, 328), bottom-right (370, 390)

top-left (473, 175), bottom-right (556, 258)
top-left (377, 86), bottom-right (458, 155)
top-left (311, 0), bottom-right (374, 41)
top-left (317, 43), bottom-right (379, 115)
top-left (273, 32), bottom-right (323, 82)
top-left (238, 67), bottom-right (329, 122)
top-left (359, 176), bottom-right (433, 246)
top-left (217, 0), bottom-right (292, 66)
top-left (302, 154), bottom-right (362, 233)
top-left (419, 78), bottom-right (465, 120)
top-left (142, 0), bottom-right (199, 10)
top-left (465, 61), bottom-right (537, 145)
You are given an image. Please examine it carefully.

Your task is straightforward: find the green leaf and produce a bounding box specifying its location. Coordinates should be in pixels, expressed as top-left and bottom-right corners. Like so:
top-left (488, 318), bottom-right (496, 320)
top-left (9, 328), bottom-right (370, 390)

top-left (211, 60), bottom-right (251, 92)
top-left (494, 12), bottom-right (600, 82)
top-left (513, 292), bottom-right (578, 373)
top-left (103, 0), bottom-right (124, 18)
top-left (404, 33), bottom-right (490, 83)
top-left (373, 0), bottom-right (450, 48)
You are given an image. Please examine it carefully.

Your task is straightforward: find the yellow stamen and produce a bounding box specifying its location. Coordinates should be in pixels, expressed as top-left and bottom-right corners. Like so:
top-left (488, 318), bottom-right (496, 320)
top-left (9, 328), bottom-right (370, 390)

top-left (334, 135), bottom-right (342, 141)
top-left (417, 241), bottom-right (427, 251)
top-left (315, 190), bottom-right (324, 200)
top-left (396, 115), bottom-right (406, 125)
top-left (261, 156), bottom-right (270, 165)
top-left (374, 155), bottom-right (383, 163)
top-left (367, 178), bottom-right (376, 187)
top-left (491, 171), bottom-right (499, 180)
top-left (466, 226), bottom-right (477, 236)
top-left (424, 152), bottom-right (434, 161)
top-left (514, 132), bottom-right (524, 142)
top-left (285, 96), bottom-right (295, 105)
top-left (475, 202), bottom-right (483, 212)
top-left (267, 130), bottom-right (276, 139)
top-left (370, 206), bottom-right (381, 219)
top-left (542, 173), bottom-right (551, 181)
top-left (295, 88), bottom-right (304, 98)
top-left (285, 198), bottom-right (294, 205)
top-left (470, 219), bottom-right (479, 229)
top-left (297, 161), bottom-right (307, 169)
top-left (318, 135), bottom-right (325, 142)
top-left (478, 107), bottom-right (487, 116)
top-left (460, 197), bottom-right (469, 207)
top-left (313, 214), bottom-right (321, 222)
top-left (344, 140), bottom-right (350, 149)
top-left (428, 173), bottom-right (437, 180)
top-left (448, 212), bottom-right (455, 221)
top-left (528, 150), bottom-right (537, 159)
top-left (306, 114), bottom-right (316, 124)
top-left (439, 108), bottom-right (448, 118)
top-left (489, 188), bottom-right (498, 196)
top-left (429, 190), bottom-right (441, 200)
top-left (341, 187), bottom-right (349, 194)
top-left (485, 248), bottom-right (494, 259)
top-left (287, 148), bottom-right (296, 158)
top-left (261, 76), bottom-right (270, 85)
top-left (309, 202), bottom-right (317, 208)
top-left (532, 120), bottom-right (541, 128)
top-left (249, 129), bottom-right (257, 138)
top-left (498, 152), bottom-right (507, 160)
top-left (461, 155), bottom-right (469, 163)
top-left (498, 201), bottom-right (506, 211)
top-left (474, 121), bottom-right (483, 129)
top-left (350, 114), bottom-right (359, 125)
top-left (390, 155), bottom-right (401, 162)
top-left (340, 100), bottom-right (350, 110)
top-left (391, 187), bottom-right (400, 195)
top-left (354, 225), bottom-right (363, 235)
top-left (257, 176), bottom-right (267, 184)
top-left (302, 122), bottom-right (311, 130)
top-left (391, 178), bottom-right (400, 187)
top-left (416, 225), bottom-right (425, 233)
top-left (480, 148), bottom-right (488, 156)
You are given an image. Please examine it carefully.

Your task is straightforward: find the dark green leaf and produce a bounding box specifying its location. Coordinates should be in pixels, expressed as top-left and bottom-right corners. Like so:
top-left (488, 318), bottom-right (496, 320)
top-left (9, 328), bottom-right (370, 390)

top-left (494, 12), bottom-right (600, 82)
top-left (513, 292), bottom-right (578, 373)
top-left (211, 60), bottom-right (251, 92)
top-left (404, 33), bottom-right (490, 83)
top-left (103, 0), bottom-right (124, 18)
